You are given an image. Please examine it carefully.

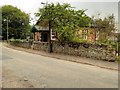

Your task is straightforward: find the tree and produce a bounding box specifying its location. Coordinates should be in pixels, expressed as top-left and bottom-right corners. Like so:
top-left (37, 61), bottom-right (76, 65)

top-left (35, 3), bottom-right (91, 42)
top-left (94, 14), bottom-right (116, 41)
top-left (1, 5), bottom-right (30, 40)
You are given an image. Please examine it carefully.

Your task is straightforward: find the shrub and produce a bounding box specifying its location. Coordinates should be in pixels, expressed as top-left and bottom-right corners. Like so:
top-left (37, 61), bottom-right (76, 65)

top-left (71, 37), bottom-right (87, 43)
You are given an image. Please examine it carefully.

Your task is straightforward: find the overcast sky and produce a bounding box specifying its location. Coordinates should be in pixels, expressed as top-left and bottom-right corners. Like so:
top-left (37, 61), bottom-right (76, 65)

top-left (0, 0), bottom-right (119, 26)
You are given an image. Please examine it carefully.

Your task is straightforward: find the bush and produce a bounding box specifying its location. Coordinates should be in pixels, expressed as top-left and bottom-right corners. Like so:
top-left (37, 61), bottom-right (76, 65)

top-left (96, 39), bottom-right (117, 52)
top-left (9, 39), bottom-right (33, 43)
top-left (71, 37), bottom-right (87, 43)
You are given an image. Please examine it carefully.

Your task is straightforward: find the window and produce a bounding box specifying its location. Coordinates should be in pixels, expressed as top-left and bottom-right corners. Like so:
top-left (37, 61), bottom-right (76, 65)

top-left (82, 29), bottom-right (88, 40)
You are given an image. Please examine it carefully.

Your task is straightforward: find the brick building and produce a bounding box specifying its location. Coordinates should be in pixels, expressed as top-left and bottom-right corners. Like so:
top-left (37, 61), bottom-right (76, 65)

top-left (77, 26), bottom-right (99, 42)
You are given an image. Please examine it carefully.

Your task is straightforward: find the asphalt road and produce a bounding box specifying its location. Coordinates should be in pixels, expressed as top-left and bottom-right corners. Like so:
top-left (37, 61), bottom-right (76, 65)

top-left (1, 42), bottom-right (118, 88)
top-left (0, 62), bottom-right (1, 89)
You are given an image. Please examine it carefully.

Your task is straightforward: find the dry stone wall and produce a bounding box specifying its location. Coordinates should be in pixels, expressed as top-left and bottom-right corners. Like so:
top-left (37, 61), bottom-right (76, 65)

top-left (9, 40), bottom-right (117, 61)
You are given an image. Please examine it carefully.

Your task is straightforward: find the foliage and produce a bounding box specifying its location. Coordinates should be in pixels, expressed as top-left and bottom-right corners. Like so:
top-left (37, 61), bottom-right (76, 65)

top-left (93, 14), bottom-right (116, 41)
top-left (1, 5), bottom-right (30, 39)
top-left (71, 37), bottom-right (87, 43)
top-left (35, 3), bottom-right (91, 42)
top-left (9, 38), bottom-right (33, 42)
top-left (118, 34), bottom-right (120, 42)
top-left (96, 39), bottom-right (117, 50)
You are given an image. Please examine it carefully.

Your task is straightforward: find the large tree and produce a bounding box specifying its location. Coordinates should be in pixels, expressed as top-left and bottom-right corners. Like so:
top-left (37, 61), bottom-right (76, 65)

top-left (35, 3), bottom-right (91, 42)
top-left (94, 14), bottom-right (116, 41)
top-left (1, 5), bottom-right (30, 40)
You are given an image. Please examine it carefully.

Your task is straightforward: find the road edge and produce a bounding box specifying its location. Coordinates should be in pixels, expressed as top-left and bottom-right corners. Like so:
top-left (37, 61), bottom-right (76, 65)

top-left (3, 43), bottom-right (118, 71)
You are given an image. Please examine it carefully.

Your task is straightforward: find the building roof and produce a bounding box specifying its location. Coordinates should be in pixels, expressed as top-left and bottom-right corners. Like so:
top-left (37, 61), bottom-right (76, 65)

top-left (31, 25), bottom-right (49, 33)
top-left (31, 25), bottom-right (37, 33)
top-left (35, 25), bottom-right (49, 31)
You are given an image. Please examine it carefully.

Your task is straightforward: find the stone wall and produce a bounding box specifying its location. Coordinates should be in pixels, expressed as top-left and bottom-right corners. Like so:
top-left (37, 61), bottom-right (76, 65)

top-left (52, 41), bottom-right (117, 61)
top-left (33, 42), bottom-right (49, 52)
top-left (9, 40), bottom-right (118, 62)
top-left (9, 41), bottom-right (32, 49)
top-left (9, 41), bottom-right (49, 52)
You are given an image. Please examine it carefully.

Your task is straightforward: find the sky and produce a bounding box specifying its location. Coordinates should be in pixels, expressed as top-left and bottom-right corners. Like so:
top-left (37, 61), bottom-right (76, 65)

top-left (0, 0), bottom-right (119, 28)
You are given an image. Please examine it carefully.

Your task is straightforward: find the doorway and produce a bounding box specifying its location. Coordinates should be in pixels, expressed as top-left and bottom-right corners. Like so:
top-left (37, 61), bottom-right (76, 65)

top-left (41, 32), bottom-right (48, 42)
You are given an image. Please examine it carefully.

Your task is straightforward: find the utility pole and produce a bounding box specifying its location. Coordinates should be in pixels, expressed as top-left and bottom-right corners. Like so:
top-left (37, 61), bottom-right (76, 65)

top-left (49, 20), bottom-right (52, 53)
top-left (7, 17), bottom-right (8, 42)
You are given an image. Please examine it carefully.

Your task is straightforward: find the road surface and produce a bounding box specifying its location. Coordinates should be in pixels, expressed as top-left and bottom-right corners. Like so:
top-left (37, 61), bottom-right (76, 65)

top-left (0, 42), bottom-right (2, 88)
top-left (1, 42), bottom-right (118, 88)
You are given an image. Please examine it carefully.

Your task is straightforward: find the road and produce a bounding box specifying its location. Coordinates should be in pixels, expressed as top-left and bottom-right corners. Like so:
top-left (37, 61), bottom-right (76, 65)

top-left (0, 42), bottom-right (2, 88)
top-left (1, 42), bottom-right (118, 88)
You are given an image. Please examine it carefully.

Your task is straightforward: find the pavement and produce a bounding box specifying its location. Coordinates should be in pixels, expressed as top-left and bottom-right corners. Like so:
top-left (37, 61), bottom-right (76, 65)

top-left (2, 42), bottom-right (118, 88)
top-left (4, 42), bottom-right (118, 71)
